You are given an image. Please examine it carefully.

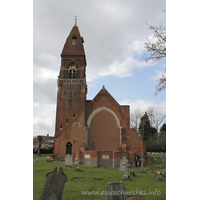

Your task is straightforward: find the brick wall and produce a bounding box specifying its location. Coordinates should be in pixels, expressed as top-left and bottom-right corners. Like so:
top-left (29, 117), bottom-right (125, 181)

top-left (88, 110), bottom-right (119, 151)
top-left (85, 87), bottom-right (146, 155)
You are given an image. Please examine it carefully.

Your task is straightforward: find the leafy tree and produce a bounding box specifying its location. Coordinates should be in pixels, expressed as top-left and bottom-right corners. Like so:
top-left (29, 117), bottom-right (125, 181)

top-left (157, 131), bottom-right (166, 152)
top-left (160, 123), bottom-right (166, 132)
top-left (144, 18), bottom-right (166, 95)
top-left (139, 112), bottom-right (151, 141)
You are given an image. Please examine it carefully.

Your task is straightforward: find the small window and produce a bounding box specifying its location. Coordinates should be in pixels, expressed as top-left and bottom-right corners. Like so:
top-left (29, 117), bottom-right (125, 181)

top-left (73, 114), bottom-right (75, 119)
top-left (66, 119), bottom-right (68, 124)
top-left (72, 37), bottom-right (76, 45)
top-left (60, 124), bottom-right (62, 130)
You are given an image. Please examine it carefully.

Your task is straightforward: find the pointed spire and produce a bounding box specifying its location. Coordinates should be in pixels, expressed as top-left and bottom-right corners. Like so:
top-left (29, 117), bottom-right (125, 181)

top-left (61, 25), bottom-right (85, 57)
top-left (74, 16), bottom-right (78, 26)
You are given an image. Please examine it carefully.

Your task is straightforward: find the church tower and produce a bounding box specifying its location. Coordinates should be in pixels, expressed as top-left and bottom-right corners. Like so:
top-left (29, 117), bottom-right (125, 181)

top-left (53, 21), bottom-right (87, 160)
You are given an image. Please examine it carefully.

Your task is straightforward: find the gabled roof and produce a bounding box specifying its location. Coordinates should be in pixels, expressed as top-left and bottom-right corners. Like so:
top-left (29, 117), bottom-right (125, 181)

top-left (92, 85), bottom-right (120, 106)
top-left (61, 25), bottom-right (85, 57)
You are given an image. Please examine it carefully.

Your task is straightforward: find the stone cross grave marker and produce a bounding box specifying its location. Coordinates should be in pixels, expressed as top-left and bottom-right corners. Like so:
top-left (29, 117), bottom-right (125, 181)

top-left (39, 166), bottom-right (67, 200)
top-left (75, 158), bottom-right (81, 171)
top-left (119, 156), bottom-right (128, 171)
top-left (139, 156), bottom-right (146, 173)
top-left (65, 154), bottom-right (73, 167)
top-left (122, 160), bottom-right (130, 180)
top-left (106, 182), bottom-right (127, 200)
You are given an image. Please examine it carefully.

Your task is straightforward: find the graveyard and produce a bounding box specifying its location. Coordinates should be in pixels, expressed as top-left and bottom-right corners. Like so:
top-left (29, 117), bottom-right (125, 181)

top-left (33, 153), bottom-right (166, 200)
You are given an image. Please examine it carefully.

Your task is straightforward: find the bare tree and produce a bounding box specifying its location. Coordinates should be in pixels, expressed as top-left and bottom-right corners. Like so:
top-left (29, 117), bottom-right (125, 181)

top-left (144, 20), bottom-right (166, 95)
top-left (130, 109), bottom-right (143, 133)
top-left (146, 106), bottom-right (166, 131)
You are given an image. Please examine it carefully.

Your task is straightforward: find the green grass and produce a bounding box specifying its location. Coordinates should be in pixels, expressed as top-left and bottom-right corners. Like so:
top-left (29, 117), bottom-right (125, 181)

top-left (33, 155), bottom-right (166, 200)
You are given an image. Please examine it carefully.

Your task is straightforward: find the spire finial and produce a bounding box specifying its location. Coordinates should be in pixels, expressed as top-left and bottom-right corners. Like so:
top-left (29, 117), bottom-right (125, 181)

top-left (75, 16), bottom-right (78, 26)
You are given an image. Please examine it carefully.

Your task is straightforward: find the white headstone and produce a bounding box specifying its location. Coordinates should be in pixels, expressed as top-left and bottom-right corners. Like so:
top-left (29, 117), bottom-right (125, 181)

top-left (65, 154), bottom-right (73, 167)
top-left (119, 156), bottom-right (128, 171)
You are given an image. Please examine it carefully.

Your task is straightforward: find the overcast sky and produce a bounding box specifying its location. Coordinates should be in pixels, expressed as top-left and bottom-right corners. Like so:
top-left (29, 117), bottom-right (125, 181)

top-left (33, 0), bottom-right (166, 137)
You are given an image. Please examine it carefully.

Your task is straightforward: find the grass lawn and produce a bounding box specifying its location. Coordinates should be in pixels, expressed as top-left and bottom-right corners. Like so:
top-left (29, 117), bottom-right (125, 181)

top-left (33, 154), bottom-right (166, 200)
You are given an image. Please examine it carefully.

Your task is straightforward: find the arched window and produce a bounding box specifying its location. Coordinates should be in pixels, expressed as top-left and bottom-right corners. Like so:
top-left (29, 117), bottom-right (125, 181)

top-left (72, 69), bottom-right (76, 79)
top-left (69, 69), bottom-right (72, 79)
top-left (68, 65), bottom-right (76, 79)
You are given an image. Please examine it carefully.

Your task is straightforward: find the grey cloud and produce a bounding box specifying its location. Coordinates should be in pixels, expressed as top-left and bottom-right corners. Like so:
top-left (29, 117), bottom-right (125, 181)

top-left (33, 0), bottom-right (166, 137)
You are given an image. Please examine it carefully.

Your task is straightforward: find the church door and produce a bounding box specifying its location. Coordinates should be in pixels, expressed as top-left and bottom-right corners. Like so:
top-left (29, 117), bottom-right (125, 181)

top-left (66, 142), bottom-right (72, 155)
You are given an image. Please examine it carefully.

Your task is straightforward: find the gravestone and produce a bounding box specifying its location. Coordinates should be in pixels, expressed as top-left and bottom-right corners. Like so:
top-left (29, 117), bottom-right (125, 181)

top-left (149, 166), bottom-right (157, 171)
top-left (130, 170), bottom-right (135, 177)
top-left (33, 157), bottom-right (39, 163)
top-left (156, 174), bottom-right (162, 181)
top-left (65, 154), bottom-right (73, 167)
top-left (135, 155), bottom-right (140, 166)
top-left (163, 155), bottom-right (166, 160)
top-left (139, 156), bottom-right (146, 173)
top-left (37, 136), bottom-right (43, 156)
top-left (145, 156), bottom-right (151, 163)
top-left (155, 157), bottom-right (162, 163)
top-left (160, 166), bottom-right (166, 170)
top-left (106, 182), bottom-right (127, 200)
top-left (39, 166), bottom-right (67, 200)
top-left (150, 157), bottom-right (154, 162)
top-left (75, 158), bottom-right (81, 171)
top-left (119, 156), bottom-right (128, 171)
top-left (122, 161), bottom-right (130, 180)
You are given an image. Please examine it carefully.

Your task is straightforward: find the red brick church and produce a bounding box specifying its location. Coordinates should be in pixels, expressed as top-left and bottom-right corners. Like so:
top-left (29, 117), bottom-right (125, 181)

top-left (53, 22), bottom-right (146, 167)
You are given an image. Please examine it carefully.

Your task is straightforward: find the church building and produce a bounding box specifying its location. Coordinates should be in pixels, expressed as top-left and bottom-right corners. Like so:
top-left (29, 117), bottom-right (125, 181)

top-left (53, 22), bottom-right (146, 167)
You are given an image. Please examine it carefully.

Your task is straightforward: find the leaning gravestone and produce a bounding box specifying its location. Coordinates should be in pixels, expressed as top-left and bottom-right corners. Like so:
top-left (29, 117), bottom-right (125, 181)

top-left (160, 166), bottom-right (166, 170)
top-left (65, 154), bottom-right (73, 167)
top-left (106, 182), bottom-right (127, 200)
top-left (39, 166), bottom-right (67, 200)
top-left (119, 156), bottom-right (128, 171)
top-left (130, 170), bottom-right (135, 177)
top-left (149, 166), bottom-right (157, 171)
